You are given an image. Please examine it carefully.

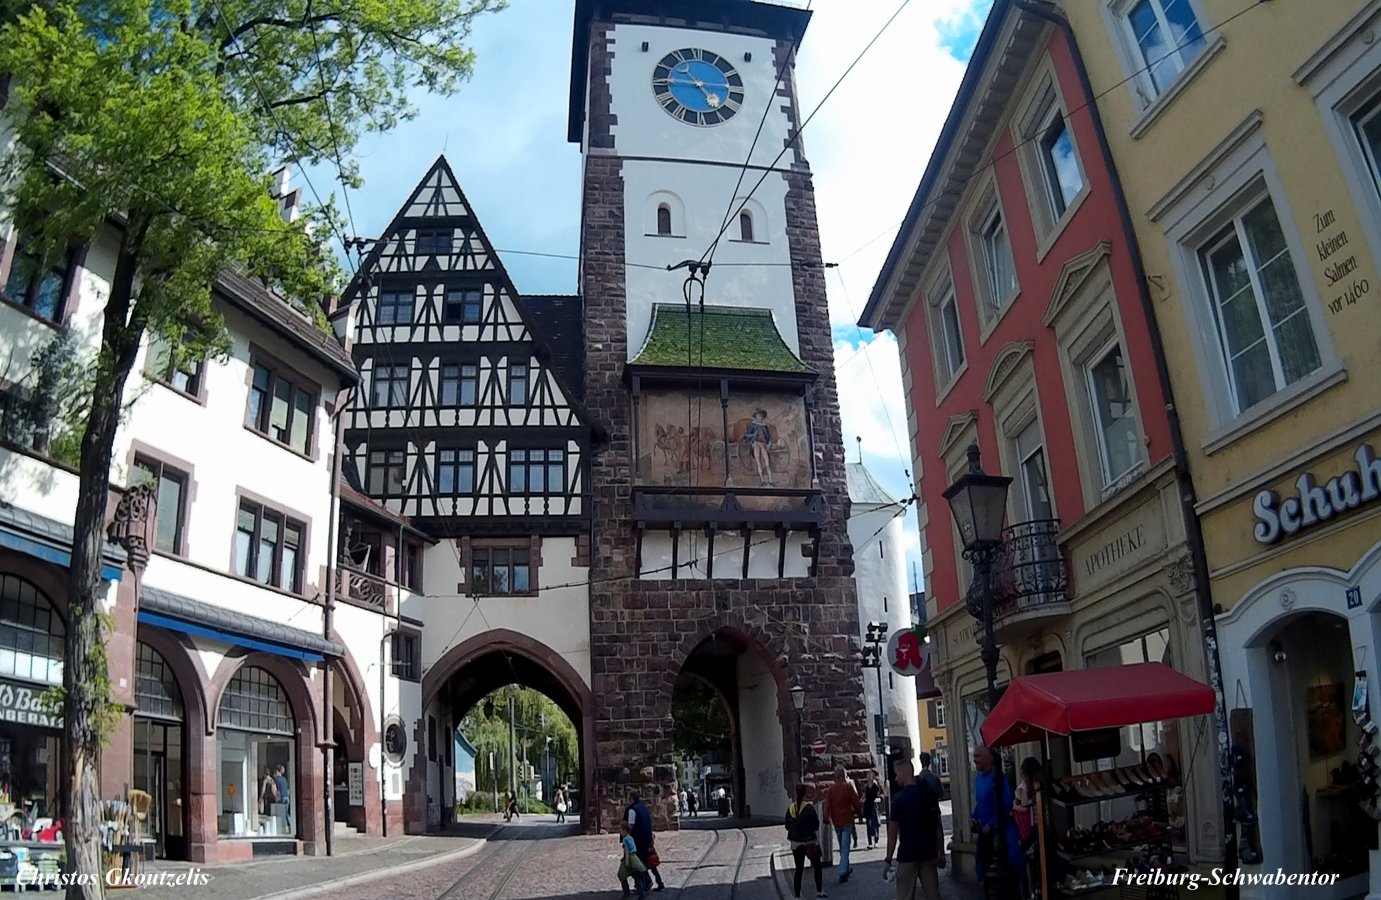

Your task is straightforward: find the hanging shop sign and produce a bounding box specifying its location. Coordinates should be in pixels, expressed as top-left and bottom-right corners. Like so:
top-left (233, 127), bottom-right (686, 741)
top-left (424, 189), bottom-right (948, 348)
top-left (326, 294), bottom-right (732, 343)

top-left (1070, 728), bottom-right (1122, 763)
top-left (0, 678), bottom-right (60, 728)
top-left (886, 627), bottom-right (931, 678)
top-left (1252, 443), bottom-right (1381, 545)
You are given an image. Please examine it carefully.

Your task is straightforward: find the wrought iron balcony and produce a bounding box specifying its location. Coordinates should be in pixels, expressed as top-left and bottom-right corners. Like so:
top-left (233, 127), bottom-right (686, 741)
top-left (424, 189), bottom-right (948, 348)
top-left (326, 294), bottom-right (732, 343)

top-left (336, 565), bottom-right (392, 613)
top-left (992, 519), bottom-right (1069, 639)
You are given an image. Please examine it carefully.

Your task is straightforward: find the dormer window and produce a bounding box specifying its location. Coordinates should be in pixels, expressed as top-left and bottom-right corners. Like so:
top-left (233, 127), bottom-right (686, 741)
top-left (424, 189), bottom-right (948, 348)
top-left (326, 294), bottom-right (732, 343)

top-left (739, 211), bottom-right (754, 242)
top-left (656, 204), bottom-right (672, 236)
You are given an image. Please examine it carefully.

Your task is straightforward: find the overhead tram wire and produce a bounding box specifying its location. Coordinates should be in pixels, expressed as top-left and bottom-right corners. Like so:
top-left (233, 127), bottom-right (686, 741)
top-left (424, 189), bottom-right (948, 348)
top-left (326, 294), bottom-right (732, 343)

top-left (830, 0), bottom-right (1268, 274)
top-left (830, 265), bottom-right (908, 466)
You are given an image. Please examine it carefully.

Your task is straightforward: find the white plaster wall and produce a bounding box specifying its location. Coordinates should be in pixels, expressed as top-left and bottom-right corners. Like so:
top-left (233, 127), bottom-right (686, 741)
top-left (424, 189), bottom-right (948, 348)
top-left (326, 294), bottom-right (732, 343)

top-left (605, 24), bottom-right (799, 360)
top-left (415, 536), bottom-right (592, 692)
top-left (736, 649), bottom-right (788, 818)
top-left (639, 530), bottom-right (812, 580)
top-left (848, 501), bottom-right (923, 768)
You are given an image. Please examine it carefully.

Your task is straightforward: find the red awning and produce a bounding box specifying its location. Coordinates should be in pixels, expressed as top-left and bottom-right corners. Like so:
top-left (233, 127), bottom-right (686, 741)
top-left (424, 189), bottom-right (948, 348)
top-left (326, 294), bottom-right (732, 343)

top-left (980, 662), bottom-right (1215, 748)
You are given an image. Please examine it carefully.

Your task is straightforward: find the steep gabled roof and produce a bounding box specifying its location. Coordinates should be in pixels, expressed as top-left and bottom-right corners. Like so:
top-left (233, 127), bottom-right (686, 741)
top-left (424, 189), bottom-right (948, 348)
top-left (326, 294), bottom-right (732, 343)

top-left (629, 304), bottom-right (814, 375)
top-left (524, 294), bottom-right (585, 403)
top-left (340, 156), bottom-right (591, 417)
top-left (846, 461), bottom-right (897, 505)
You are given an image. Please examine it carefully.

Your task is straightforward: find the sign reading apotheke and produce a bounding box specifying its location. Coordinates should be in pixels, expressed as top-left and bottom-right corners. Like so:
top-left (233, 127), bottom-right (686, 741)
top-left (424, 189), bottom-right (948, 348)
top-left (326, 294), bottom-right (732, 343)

top-left (1253, 443), bottom-right (1381, 544)
top-left (0, 678), bottom-right (60, 728)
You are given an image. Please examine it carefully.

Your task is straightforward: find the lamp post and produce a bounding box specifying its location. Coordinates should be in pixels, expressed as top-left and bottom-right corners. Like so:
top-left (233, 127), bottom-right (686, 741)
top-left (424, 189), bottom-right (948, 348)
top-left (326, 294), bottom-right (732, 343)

top-left (789, 686), bottom-right (806, 782)
top-left (943, 443), bottom-right (1013, 899)
top-left (860, 621), bottom-right (889, 776)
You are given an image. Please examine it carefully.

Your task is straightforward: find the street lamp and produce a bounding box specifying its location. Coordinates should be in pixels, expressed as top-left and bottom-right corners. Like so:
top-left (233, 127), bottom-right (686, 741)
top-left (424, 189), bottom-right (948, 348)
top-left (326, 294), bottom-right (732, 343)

top-left (943, 443), bottom-right (1012, 898)
top-left (789, 686), bottom-right (806, 781)
top-left (860, 622), bottom-right (889, 776)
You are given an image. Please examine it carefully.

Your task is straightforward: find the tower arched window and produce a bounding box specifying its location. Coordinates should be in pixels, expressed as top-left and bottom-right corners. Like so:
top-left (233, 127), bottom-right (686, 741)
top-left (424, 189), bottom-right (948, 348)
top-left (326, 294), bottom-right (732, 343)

top-left (656, 204), bottom-right (672, 236)
top-left (739, 211), bottom-right (754, 242)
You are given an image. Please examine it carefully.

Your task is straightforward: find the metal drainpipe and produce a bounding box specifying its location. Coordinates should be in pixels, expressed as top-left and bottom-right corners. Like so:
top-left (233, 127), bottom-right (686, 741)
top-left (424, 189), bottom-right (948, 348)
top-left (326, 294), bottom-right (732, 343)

top-left (1008, 0), bottom-right (1238, 881)
top-left (322, 387), bottom-right (350, 857)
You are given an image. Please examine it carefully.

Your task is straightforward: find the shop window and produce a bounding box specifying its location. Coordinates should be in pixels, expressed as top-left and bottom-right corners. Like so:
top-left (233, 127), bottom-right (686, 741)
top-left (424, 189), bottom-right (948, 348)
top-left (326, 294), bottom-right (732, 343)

top-left (246, 361), bottom-right (315, 455)
top-left (132, 455), bottom-right (188, 556)
top-left (0, 574), bottom-right (64, 685)
top-left (135, 642), bottom-right (183, 721)
top-left (470, 546), bottom-right (532, 595)
top-left (444, 289), bottom-right (483, 326)
top-left (234, 499), bottom-right (305, 593)
top-left (3, 233), bottom-right (74, 322)
top-left (391, 632), bottom-right (420, 682)
top-left (217, 666), bottom-right (296, 838)
top-left (376, 290), bottom-right (414, 326)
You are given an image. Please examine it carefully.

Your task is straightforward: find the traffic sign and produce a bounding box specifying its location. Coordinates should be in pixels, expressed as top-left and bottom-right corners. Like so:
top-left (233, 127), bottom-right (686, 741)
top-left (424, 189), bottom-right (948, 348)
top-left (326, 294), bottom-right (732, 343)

top-left (811, 738), bottom-right (827, 757)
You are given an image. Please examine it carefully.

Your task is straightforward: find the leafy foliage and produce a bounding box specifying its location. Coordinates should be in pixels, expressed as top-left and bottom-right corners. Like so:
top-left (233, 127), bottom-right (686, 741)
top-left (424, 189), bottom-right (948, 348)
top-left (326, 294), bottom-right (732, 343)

top-left (0, 331), bottom-right (87, 465)
top-left (671, 677), bottom-right (733, 759)
top-left (460, 686), bottom-right (580, 797)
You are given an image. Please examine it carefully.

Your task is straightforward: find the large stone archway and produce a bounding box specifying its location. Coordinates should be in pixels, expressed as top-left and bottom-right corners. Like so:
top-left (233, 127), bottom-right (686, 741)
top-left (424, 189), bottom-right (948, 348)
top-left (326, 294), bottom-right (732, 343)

top-left (420, 628), bottom-right (595, 830)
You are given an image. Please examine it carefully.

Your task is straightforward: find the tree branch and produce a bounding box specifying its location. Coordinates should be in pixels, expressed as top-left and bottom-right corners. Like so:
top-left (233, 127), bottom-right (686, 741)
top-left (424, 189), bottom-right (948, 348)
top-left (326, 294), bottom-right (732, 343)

top-left (220, 11), bottom-right (344, 50)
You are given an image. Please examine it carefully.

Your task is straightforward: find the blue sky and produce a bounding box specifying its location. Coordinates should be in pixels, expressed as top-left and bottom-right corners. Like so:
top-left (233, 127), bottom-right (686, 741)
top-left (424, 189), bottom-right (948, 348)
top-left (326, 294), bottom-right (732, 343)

top-left (308, 0), bottom-right (993, 589)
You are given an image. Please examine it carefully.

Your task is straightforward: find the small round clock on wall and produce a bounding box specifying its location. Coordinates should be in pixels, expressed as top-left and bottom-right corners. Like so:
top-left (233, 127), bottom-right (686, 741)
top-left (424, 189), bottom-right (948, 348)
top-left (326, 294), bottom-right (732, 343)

top-left (652, 48), bottom-right (745, 126)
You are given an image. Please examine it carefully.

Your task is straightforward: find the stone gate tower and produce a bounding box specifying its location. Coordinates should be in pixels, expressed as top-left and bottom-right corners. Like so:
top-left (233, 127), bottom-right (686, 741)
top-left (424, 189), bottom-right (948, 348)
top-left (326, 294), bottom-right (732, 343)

top-left (569, 0), bottom-right (871, 827)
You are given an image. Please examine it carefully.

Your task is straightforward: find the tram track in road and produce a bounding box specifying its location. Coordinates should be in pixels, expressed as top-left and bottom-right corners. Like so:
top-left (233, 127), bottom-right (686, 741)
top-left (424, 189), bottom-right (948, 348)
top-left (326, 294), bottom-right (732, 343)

top-left (435, 824), bottom-right (548, 900)
top-left (675, 826), bottom-right (750, 899)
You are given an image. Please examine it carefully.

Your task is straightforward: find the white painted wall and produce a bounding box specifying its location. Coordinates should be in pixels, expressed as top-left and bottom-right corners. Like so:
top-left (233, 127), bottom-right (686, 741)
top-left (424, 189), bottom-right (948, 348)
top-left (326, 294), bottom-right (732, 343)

top-left (849, 499), bottom-right (923, 769)
top-left (414, 535), bottom-right (591, 692)
top-left (736, 650), bottom-right (788, 818)
top-left (603, 23), bottom-right (800, 360)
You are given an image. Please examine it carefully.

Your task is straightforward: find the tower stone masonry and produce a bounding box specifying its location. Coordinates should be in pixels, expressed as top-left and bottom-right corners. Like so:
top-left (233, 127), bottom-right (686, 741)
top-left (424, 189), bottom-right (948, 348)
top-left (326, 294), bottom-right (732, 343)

top-left (573, 0), bottom-right (872, 829)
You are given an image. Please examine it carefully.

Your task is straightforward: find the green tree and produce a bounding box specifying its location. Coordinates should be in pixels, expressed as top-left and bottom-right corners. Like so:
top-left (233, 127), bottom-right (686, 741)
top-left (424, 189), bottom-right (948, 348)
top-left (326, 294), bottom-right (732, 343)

top-left (460, 686), bottom-right (579, 807)
top-left (671, 677), bottom-right (733, 758)
top-left (0, 1), bottom-right (499, 893)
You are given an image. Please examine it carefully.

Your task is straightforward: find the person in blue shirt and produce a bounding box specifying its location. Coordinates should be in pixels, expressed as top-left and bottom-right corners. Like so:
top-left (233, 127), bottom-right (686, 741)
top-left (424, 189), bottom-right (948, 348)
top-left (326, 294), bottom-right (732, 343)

top-left (618, 822), bottom-right (649, 898)
top-left (625, 790), bottom-right (664, 891)
top-left (970, 745), bottom-right (1023, 879)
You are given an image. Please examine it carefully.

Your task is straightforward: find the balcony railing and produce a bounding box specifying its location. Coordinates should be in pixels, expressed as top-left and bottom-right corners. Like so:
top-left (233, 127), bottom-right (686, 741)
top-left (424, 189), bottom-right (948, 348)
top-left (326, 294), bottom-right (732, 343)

top-left (993, 519), bottom-right (1068, 618)
top-left (336, 565), bottom-right (391, 612)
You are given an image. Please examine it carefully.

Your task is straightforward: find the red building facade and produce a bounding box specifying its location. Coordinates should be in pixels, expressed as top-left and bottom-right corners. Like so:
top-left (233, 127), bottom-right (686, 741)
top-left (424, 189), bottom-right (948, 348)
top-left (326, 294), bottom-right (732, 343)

top-left (863, 0), bottom-right (1222, 877)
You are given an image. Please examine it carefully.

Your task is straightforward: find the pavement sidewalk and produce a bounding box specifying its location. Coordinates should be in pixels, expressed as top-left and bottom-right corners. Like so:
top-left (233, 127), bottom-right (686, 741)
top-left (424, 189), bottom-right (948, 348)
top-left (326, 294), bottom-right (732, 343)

top-left (771, 843), bottom-right (985, 900)
top-left (135, 826), bottom-right (495, 900)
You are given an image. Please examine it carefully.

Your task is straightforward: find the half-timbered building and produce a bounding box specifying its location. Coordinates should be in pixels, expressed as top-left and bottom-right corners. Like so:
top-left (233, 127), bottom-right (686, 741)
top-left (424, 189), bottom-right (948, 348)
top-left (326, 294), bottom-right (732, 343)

top-left (332, 157), bottom-right (596, 831)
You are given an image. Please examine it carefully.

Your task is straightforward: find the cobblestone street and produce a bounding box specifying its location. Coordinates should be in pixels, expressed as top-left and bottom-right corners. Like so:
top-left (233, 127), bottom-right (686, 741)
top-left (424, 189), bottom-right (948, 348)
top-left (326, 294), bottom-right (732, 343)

top-left (132, 812), bottom-right (987, 900)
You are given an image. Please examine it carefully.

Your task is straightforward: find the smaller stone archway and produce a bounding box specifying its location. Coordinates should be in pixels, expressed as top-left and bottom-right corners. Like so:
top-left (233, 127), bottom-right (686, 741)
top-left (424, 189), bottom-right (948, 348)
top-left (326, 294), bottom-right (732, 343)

top-left (669, 623), bottom-right (794, 821)
top-left (325, 646), bottom-right (380, 835)
top-left (421, 629), bottom-right (594, 831)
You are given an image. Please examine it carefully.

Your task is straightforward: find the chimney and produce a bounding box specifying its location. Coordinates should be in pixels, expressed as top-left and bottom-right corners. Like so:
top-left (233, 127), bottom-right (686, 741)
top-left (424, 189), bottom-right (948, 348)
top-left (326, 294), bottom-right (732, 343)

top-left (269, 164), bottom-right (303, 224)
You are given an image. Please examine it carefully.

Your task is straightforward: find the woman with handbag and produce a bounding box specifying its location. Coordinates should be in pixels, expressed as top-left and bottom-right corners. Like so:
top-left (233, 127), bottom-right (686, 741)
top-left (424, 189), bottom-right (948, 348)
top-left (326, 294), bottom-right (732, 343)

top-left (555, 788), bottom-right (567, 824)
top-left (785, 783), bottom-right (827, 899)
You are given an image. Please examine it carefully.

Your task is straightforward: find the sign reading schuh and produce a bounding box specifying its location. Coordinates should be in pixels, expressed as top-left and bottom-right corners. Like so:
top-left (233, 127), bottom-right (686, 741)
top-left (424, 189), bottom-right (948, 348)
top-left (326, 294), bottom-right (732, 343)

top-left (0, 678), bottom-right (60, 728)
top-left (1253, 443), bottom-right (1381, 545)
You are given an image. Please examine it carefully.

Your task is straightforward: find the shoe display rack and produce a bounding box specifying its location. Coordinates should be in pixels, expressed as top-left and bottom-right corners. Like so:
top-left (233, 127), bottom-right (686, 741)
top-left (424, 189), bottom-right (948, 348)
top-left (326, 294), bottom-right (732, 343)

top-left (1048, 757), bottom-right (1182, 898)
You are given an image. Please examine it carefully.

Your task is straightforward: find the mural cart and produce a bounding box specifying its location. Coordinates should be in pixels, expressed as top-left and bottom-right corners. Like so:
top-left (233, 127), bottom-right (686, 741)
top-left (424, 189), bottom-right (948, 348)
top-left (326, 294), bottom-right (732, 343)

top-left (980, 662), bottom-right (1215, 899)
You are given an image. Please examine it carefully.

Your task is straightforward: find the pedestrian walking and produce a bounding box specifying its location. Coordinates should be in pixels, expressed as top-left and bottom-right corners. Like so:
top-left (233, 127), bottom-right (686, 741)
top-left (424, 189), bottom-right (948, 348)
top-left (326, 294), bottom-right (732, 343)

top-left (678, 788), bottom-right (687, 815)
top-left (784, 783), bottom-right (827, 899)
top-left (506, 791), bottom-right (521, 821)
top-left (883, 758), bottom-right (946, 900)
top-left (823, 765), bottom-right (861, 883)
top-left (863, 774), bottom-right (882, 850)
top-left (687, 790), bottom-right (698, 817)
top-left (917, 751), bottom-right (943, 800)
top-left (555, 787), bottom-right (568, 823)
top-left (625, 790), bottom-right (665, 892)
top-left (971, 745), bottom-right (1023, 888)
top-left (618, 821), bottom-right (649, 898)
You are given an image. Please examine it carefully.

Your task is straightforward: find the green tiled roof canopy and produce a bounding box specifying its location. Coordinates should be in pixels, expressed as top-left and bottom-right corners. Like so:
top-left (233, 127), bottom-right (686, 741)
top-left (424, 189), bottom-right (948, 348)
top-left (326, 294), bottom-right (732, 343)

top-left (630, 304), bottom-right (815, 374)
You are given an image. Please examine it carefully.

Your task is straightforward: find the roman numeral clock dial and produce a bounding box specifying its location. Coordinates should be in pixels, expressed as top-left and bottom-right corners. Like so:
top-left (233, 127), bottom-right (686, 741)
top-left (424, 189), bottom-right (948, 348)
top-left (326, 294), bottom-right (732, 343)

top-left (651, 48), bottom-right (745, 126)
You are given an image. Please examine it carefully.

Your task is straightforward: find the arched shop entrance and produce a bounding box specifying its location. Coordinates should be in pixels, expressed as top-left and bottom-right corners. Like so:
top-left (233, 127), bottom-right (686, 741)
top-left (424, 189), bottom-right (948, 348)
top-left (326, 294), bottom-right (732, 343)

top-left (421, 630), bottom-right (593, 830)
top-left (215, 665), bottom-right (303, 840)
top-left (672, 628), bottom-right (792, 820)
top-left (328, 655), bottom-right (376, 835)
top-left (133, 642), bottom-right (188, 859)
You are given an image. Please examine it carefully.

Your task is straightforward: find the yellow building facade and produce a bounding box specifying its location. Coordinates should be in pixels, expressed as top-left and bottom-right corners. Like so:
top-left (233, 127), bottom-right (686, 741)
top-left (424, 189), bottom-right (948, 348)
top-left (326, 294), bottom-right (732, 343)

top-left (1060, 0), bottom-right (1381, 894)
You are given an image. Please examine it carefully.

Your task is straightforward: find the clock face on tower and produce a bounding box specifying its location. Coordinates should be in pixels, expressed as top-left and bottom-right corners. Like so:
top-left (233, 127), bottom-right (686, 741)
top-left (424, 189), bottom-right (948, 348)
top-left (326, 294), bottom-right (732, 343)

top-left (651, 49), bottom-right (745, 126)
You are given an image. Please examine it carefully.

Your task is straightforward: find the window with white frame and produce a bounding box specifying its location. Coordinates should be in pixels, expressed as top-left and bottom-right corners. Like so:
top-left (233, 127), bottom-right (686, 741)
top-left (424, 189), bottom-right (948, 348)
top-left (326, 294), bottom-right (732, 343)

top-left (1121, 0), bottom-right (1206, 98)
top-left (1015, 419), bottom-right (1054, 522)
top-left (1351, 92), bottom-right (1381, 201)
top-left (936, 742), bottom-right (950, 777)
top-left (976, 201), bottom-right (1017, 317)
top-left (934, 699), bottom-right (946, 727)
top-left (1038, 102), bottom-right (1084, 219)
top-left (1086, 344), bottom-right (1141, 484)
top-left (1197, 195), bottom-right (1321, 413)
top-left (933, 279), bottom-right (965, 383)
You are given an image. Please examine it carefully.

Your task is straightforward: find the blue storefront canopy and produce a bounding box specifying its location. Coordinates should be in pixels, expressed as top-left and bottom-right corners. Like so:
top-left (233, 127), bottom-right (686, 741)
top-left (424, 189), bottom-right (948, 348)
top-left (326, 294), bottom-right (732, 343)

top-left (0, 501), bottom-right (126, 581)
top-left (139, 586), bottom-right (343, 663)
